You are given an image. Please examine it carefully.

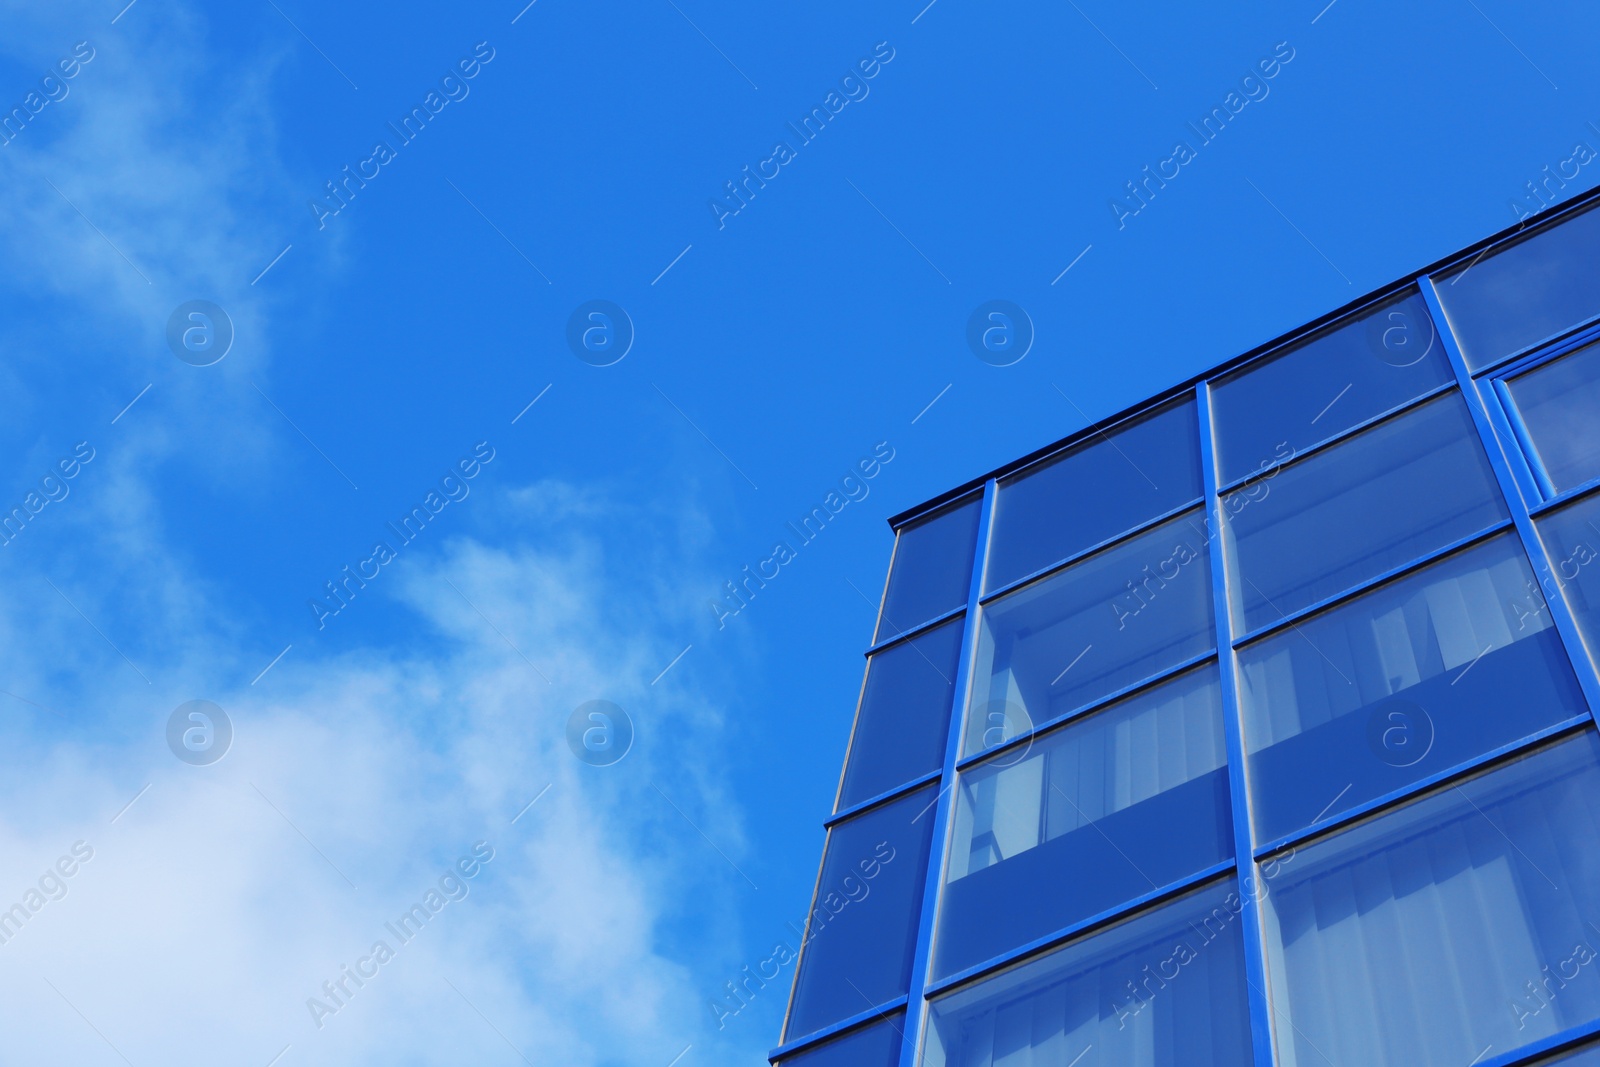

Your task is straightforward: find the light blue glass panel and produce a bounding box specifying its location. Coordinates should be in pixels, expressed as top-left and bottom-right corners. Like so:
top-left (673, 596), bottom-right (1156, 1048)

top-left (937, 667), bottom-right (1230, 978)
top-left (1224, 392), bottom-right (1507, 633)
top-left (967, 509), bottom-right (1215, 755)
top-left (1536, 491), bottom-right (1600, 667)
top-left (838, 617), bottom-right (963, 810)
top-left (987, 400), bottom-right (1202, 591)
top-left (877, 496), bottom-right (982, 643)
top-left (1213, 289), bottom-right (1453, 485)
top-left (777, 1015), bottom-right (904, 1067)
top-left (1437, 202), bottom-right (1600, 369)
top-left (1261, 731), bottom-right (1600, 1067)
top-left (1508, 341), bottom-right (1600, 493)
top-left (784, 786), bottom-right (936, 1042)
top-left (1239, 535), bottom-right (1586, 843)
top-left (921, 879), bottom-right (1253, 1067)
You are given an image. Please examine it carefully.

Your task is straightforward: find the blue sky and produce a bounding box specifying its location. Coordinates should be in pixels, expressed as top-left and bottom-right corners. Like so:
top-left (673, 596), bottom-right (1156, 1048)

top-left (0, 0), bottom-right (1596, 1063)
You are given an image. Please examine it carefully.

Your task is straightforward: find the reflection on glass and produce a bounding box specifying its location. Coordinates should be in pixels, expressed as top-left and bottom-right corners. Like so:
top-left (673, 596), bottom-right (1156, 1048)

top-left (1261, 732), bottom-right (1600, 1067)
top-left (877, 496), bottom-right (982, 643)
top-left (838, 618), bottom-right (963, 810)
top-left (967, 510), bottom-right (1215, 755)
top-left (777, 1015), bottom-right (903, 1067)
top-left (987, 400), bottom-right (1202, 591)
top-left (1238, 534), bottom-right (1586, 843)
top-left (1213, 289), bottom-right (1453, 485)
top-left (1536, 491), bottom-right (1600, 667)
top-left (938, 667), bottom-right (1230, 978)
top-left (1224, 392), bottom-right (1507, 633)
top-left (1508, 341), bottom-right (1600, 493)
top-left (1437, 201), bottom-right (1600, 369)
top-left (922, 879), bottom-right (1252, 1067)
top-left (784, 786), bottom-right (936, 1041)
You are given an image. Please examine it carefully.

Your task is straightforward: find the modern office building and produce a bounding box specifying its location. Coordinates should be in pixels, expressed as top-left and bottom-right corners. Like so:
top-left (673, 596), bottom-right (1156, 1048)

top-left (770, 188), bottom-right (1600, 1067)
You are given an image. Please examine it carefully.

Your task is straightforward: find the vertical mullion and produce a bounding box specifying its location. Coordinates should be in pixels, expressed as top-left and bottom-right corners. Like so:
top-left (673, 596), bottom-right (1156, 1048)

top-left (896, 479), bottom-right (996, 1067)
top-left (1419, 275), bottom-right (1600, 722)
top-left (1195, 381), bottom-right (1276, 1067)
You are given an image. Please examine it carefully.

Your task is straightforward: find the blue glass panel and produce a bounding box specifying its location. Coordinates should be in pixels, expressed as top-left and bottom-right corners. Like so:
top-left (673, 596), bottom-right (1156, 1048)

top-left (877, 497), bottom-right (982, 643)
top-left (1212, 289), bottom-right (1453, 484)
top-left (839, 617), bottom-right (963, 810)
top-left (1536, 491), bottom-right (1600, 667)
top-left (922, 879), bottom-right (1253, 1067)
top-left (937, 666), bottom-right (1230, 978)
top-left (777, 1015), bottom-right (904, 1067)
top-left (1508, 341), bottom-right (1600, 493)
top-left (784, 785), bottom-right (937, 1041)
top-left (1260, 731), bottom-right (1600, 1067)
top-left (967, 509), bottom-right (1215, 755)
top-left (1437, 202), bottom-right (1600, 369)
top-left (1238, 534), bottom-right (1586, 844)
top-left (1224, 392), bottom-right (1507, 633)
top-left (986, 400), bottom-right (1203, 591)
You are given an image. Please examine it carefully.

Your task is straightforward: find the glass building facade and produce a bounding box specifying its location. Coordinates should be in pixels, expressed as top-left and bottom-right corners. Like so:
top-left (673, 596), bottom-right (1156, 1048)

top-left (770, 190), bottom-right (1600, 1067)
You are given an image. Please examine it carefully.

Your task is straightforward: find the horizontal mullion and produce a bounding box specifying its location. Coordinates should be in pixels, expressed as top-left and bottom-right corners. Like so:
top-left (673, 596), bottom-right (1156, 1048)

top-left (977, 497), bottom-right (1207, 605)
top-left (824, 770), bottom-right (941, 828)
top-left (768, 995), bottom-right (909, 1062)
top-left (956, 651), bottom-right (1218, 771)
top-left (1252, 716), bottom-right (1594, 861)
top-left (1529, 476), bottom-right (1600, 518)
top-left (1478, 1017), bottom-right (1600, 1067)
top-left (1463, 308), bottom-right (1600, 380)
top-left (1232, 519), bottom-right (1515, 649)
top-left (921, 861), bottom-right (1237, 1000)
top-left (1213, 380), bottom-right (1460, 496)
top-left (863, 605), bottom-right (965, 658)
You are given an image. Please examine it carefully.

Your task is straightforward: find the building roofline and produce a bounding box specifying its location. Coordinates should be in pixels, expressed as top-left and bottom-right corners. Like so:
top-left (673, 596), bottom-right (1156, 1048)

top-left (888, 180), bottom-right (1600, 530)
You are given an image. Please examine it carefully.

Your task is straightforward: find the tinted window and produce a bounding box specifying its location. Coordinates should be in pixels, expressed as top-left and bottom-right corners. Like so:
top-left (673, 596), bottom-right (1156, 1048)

top-left (967, 509), bottom-right (1215, 755)
top-left (838, 618), bottom-right (963, 810)
top-left (1536, 491), bottom-right (1600, 665)
top-left (1238, 534), bottom-right (1586, 843)
top-left (1507, 341), bottom-right (1600, 493)
top-left (1224, 392), bottom-right (1507, 633)
top-left (1212, 290), bottom-right (1453, 485)
top-left (784, 786), bottom-right (937, 1041)
top-left (777, 1015), bottom-right (903, 1067)
top-left (922, 879), bottom-right (1252, 1067)
top-left (1261, 732), bottom-right (1600, 1067)
top-left (877, 497), bottom-right (981, 643)
top-left (1437, 202), bottom-right (1600, 369)
top-left (987, 400), bottom-right (1203, 591)
top-left (938, 667), bottom-right (1229, 977)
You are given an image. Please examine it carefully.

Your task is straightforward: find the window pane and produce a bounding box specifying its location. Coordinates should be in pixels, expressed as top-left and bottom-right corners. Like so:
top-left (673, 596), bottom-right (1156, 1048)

top-left (937, 667), bottom-right (1231, 978)
top-left (1508, 341), bottom-right (1600, 493)
top-left (839, 618), bottom-right (963, 810)
top-left (1224, 392), bottom-right (1507, 633)
top-left (987, 400), bottom-right (1203, 591)
top-left (784, 786), bottom-right (937, 1041)
top-left (1437, 202), bottom-right (1600, 369)
top-left (1536, 491), bottom-right (1600, 665)
top-left (922, 879), bottom-right (1253, 1067)
top-left (877, 497), bottom-right (982, 643)
top-left (1261, 731), bottom-right (1600, 1067)
top-left (777, 1015), bottom-right (904, 1067)
top-left (1239, 534), bottom-right (1586, 843)
top-left (967, 509), bottom-right (1215, 755)
top-left (1212, 290), bottom-right (1453, 485)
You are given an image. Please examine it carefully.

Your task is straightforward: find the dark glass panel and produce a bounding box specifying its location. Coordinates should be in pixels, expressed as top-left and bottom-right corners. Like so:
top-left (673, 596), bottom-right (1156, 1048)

top-left (776, 1015), bottom-right (904, 1067)
top-left (1508, 341), bottom-right (1600, 493)
top-left (877, 497), bottom-right (982, 643)
top-left (987, 400), bottom-right (1202, 592)
top-left (1536, 490), bottom-right (1600, 667)
top-left (839, 618), bottom-right (964, 810)
top-left (784, 786), bottom-right (937, 1041)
